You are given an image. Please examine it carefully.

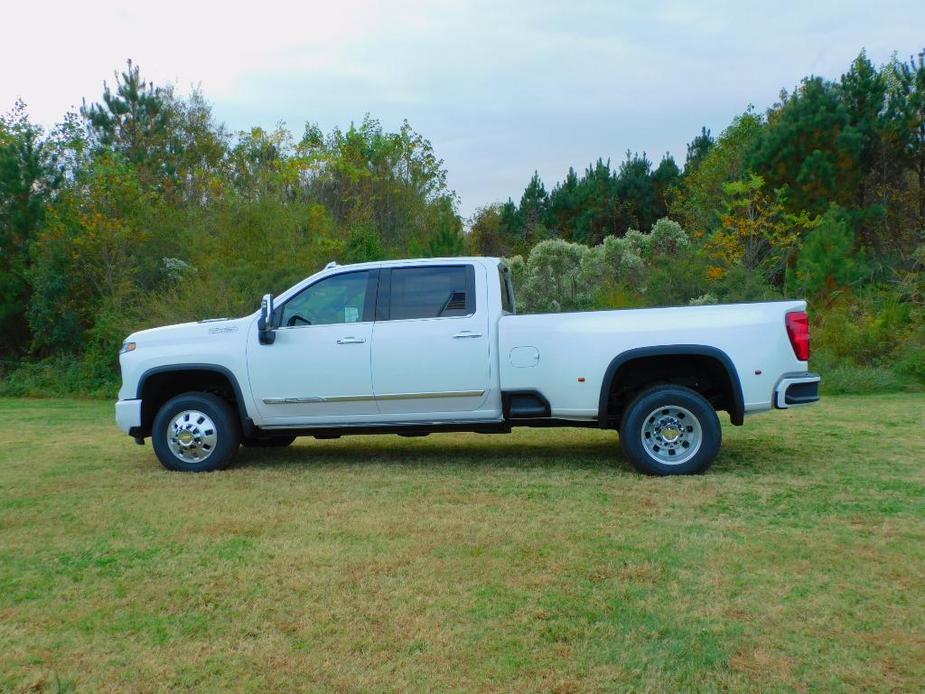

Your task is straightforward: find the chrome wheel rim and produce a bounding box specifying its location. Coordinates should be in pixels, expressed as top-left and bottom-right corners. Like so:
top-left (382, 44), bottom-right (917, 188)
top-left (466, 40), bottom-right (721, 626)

top-left (640, 404), bottom-right (702, 465)
top-left (166, 410), bottom-right (218, 463)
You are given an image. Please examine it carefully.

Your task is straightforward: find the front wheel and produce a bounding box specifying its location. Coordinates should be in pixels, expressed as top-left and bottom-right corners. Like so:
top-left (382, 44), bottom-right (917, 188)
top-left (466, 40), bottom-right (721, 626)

top-left (619, 386), bottom-right (721, 475)
top-left (151, 392), bottom-right (240, 472)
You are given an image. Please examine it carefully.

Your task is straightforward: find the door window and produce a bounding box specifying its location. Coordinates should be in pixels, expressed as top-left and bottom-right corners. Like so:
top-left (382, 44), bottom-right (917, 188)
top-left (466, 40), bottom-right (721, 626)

top-left (278, 271), bottom-right (375, 327)
top-left (386, 266), bottom-right (475, 320)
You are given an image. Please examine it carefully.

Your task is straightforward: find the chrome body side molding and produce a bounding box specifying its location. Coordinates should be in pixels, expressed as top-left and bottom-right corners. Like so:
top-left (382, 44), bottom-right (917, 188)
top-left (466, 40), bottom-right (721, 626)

top-left (263, 389), bottom-right (485, 405)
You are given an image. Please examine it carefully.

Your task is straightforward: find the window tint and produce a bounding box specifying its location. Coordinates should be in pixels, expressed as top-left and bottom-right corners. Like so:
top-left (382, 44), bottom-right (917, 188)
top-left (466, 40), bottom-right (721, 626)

top-left (389, 266), bottom-right (473, 320)
top-left (499, 264), bottom-right (514, 314)
top-left (279, 271), bottom-right (371, 327)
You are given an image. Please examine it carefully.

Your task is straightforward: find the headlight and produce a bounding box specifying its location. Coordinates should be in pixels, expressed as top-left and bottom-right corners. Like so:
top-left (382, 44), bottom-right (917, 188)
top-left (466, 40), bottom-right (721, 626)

top-left (120, 341), bottom-right (137, 354)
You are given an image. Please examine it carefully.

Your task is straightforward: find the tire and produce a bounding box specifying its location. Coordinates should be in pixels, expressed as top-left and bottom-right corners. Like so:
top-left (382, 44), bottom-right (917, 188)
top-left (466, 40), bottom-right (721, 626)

top-left (151, 392), bottom-right (240, 472)
top-left (242, 435), bottom-right (296, 448)
top-left (619, 385), bottom-right (721, 476)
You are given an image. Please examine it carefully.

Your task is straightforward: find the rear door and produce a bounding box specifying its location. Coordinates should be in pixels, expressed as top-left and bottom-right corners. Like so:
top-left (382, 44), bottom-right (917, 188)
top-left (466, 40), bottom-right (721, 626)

top-left (371, 263), bottom-right (490, 416)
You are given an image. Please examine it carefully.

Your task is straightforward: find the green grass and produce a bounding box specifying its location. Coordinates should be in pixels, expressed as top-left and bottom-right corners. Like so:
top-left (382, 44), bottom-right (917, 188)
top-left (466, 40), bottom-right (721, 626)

top-left (1, 395), bottom-right (923, 692)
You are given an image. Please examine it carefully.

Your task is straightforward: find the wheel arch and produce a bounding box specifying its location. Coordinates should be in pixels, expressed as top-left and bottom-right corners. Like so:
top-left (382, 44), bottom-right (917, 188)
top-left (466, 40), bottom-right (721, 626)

top-left (136, 364), bottom-right (253, 438)
top-left (597, 345), bottom-right (745, 428)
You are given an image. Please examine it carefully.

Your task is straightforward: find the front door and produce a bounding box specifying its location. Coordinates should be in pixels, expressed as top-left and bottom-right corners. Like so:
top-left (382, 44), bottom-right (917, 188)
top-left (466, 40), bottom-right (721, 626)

top-left (371, 264), bottom-right (490, 416)
top-left (247, 269), bottom-right (379, 425)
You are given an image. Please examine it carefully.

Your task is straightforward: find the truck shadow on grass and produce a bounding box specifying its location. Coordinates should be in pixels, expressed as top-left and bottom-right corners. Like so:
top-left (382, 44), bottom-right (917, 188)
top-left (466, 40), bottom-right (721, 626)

top-left (231, 435), bottom-right (625, 472)
top-left (225, 432), bottom-right (799, 475)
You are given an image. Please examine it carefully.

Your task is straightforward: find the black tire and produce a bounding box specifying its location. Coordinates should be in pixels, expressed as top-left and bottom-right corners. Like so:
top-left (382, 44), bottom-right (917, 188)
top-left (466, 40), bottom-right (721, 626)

top-left (619, 385), bottom-right (721, 476)
top-left (151, 392), bottom-right (240, 472)
top-left (242, 435), bottom-right (296, 448)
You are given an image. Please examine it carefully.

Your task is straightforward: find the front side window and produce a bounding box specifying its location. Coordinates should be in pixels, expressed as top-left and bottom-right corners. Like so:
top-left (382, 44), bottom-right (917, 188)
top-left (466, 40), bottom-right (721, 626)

top-left (388, 265), bottom-right (474, 320)
top-left (279, 270), bottom-right (373, 327)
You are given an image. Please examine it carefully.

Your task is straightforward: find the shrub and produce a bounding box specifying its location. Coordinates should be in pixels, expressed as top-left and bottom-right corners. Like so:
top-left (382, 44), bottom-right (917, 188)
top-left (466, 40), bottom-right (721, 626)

top-left (645, 246), bottom-right (712, 306)
top-left (646, 218), bottom-right (690, 257)
top-left (515, 239), bottom-right (594, 312)
top-left (712, 265), bottom-right (781, 303)
top-left (813, 290), bottom-right (911, 366)
top-left (601, 235), bottom-right (646, 288)
top-left (896, 329), bottom-right (925, 383)
top-left (0, 356), bottom-right (118, 398)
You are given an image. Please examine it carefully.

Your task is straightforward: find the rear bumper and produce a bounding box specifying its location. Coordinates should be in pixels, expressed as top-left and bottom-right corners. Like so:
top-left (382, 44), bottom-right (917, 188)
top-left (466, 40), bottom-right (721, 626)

top-left (774, 372), bottom-right (821, 408)
top-left (115, 399), bottom-right (142, 434)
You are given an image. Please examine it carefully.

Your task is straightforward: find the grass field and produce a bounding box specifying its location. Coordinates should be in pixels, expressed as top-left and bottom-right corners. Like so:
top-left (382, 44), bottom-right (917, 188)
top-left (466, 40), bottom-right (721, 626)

top-left (1, 395), bottom-right (923, 692)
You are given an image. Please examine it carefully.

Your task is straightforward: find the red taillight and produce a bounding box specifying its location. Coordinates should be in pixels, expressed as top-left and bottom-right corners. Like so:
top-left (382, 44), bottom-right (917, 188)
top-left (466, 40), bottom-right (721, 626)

top-left (786, 311), bottom-right (810, 361)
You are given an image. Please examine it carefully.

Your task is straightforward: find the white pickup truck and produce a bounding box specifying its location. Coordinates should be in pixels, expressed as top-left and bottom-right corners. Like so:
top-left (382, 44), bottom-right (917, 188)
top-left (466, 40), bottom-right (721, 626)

top-left (116, 257), bottom-right (820, 475)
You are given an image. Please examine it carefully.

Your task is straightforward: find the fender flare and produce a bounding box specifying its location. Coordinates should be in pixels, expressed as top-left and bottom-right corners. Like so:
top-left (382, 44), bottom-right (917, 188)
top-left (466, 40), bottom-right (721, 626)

top-left (136, 363), bottom-right (254, 434)
top-left (597, 345), bottom-right (745, 427)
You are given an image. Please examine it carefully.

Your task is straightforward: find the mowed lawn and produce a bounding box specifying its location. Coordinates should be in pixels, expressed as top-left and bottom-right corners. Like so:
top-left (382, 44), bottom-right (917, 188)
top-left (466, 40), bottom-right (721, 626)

top-left (0, 395), bottom-right (923, 692)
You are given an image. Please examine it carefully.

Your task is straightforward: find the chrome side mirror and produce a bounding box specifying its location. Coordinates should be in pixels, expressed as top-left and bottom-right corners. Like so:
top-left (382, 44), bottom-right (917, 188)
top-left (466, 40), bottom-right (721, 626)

top-left (258, 294), bottom-right (276, 345)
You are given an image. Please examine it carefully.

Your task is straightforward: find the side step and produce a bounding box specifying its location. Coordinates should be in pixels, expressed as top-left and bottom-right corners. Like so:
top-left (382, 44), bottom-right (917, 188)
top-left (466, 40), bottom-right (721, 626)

top-left (503, 391), bottom-right (551, 419)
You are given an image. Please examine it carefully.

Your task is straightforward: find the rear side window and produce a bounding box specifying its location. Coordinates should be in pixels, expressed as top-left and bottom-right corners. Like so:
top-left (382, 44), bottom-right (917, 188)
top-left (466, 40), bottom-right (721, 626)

top-left (386, 265), bottom-right (475, 320)
top-left (499, 264), bottom-right (514, 314)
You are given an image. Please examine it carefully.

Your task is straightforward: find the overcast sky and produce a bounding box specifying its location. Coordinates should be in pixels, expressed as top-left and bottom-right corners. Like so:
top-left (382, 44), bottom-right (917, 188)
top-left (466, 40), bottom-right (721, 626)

top-left (3, 1), bottom-right (923, 217)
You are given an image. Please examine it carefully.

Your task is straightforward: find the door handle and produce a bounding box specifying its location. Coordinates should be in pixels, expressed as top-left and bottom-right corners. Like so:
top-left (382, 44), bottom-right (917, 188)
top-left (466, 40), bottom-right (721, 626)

top-left (336, 336), bottom-right (366, 344)
top-left (453, 331), bottom-right (482, 339)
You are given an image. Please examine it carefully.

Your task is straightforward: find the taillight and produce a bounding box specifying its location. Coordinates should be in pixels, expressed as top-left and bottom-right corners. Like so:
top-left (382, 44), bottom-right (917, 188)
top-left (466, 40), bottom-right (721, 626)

top-left (786, 311), bottom-right (810, 361)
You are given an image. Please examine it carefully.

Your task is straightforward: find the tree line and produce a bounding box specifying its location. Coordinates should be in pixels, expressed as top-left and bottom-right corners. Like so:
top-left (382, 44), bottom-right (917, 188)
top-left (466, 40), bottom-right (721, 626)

top-left (1, 51), bottom-right (924, 394)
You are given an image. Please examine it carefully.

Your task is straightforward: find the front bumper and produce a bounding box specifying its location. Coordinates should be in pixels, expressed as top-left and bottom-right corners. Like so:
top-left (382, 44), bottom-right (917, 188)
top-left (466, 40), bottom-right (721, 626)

top-left (115, 399), bottom-right (142, 434)
top-left (774, 372), bottom-right (821, 408)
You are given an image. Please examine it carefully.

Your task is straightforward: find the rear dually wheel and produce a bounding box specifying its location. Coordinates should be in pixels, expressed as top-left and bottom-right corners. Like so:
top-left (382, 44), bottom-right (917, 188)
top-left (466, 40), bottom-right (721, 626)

top-left (619, 385), bottom-right (721, 475)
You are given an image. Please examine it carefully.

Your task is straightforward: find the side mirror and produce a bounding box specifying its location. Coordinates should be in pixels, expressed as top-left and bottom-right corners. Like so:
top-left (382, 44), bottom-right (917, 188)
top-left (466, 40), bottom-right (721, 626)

top-left (258, 294), bottom-right (276, 345)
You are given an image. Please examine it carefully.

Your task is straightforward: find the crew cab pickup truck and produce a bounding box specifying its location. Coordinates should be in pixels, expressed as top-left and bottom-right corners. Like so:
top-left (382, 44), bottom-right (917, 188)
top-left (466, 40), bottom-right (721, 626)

top-left (116, 257), bottom-right (820, 475)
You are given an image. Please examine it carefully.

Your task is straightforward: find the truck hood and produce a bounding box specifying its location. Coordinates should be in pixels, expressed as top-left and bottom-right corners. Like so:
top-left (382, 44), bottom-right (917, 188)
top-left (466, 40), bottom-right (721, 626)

top-left (127, 315), bottom-right (255, 347)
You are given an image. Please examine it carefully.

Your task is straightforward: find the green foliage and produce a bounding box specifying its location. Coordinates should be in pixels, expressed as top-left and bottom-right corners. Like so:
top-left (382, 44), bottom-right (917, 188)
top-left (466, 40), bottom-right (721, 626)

top-left (345, 223), bottom-right (385, 263)
top-left (684, 126), bottom-right (713, 172)
top-left (671, 111), bottom-right (764, 235)
top-left (512, 220), bottom-right (694, 312)
top-left (645, 247), bottom-right (712, 307)
top-left (468, 204), bottom-right (510, 256)
top-left (788, 205), bottom-right (869, 297)
top-left (813, 289), bottom-right (912, 367)
top-left (896, 344), bottom-right (925, 383)
top-left (0, 101), bottom-right (58, 355)
top-left (3, 50), bottom-right (925, 396)
top-left (514, 239), bottom-right (594, 312)
top-left (0, 356), bottom-right (118, 397)
top-left (645, 218), bottom-right (690, 257)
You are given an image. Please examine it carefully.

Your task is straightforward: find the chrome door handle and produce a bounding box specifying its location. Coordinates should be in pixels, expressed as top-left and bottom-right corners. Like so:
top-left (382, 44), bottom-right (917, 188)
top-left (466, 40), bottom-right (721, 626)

top-left (336, 336), bottom-right (366, 344)
top-left (453, 331), bottom-right (482, 339)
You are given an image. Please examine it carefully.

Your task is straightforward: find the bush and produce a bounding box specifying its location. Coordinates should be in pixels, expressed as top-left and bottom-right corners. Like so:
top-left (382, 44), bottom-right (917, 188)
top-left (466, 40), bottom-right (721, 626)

top-left (896, 329), bottom-right (925, 383)
top-left (645, 247), bottom-right (712, 306)
top-left (816, 363), bottom-right (908, 395)
top-left (514, 239), bottom-right (595, 312)
top-left (713, 265), bottom-right (781, 303)
top-left (813, 290), bottom-right (911, 366)
top-left (646, 218), bottom-right (690, 257)
top-left (0, 356), bottom-right (118, 398)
